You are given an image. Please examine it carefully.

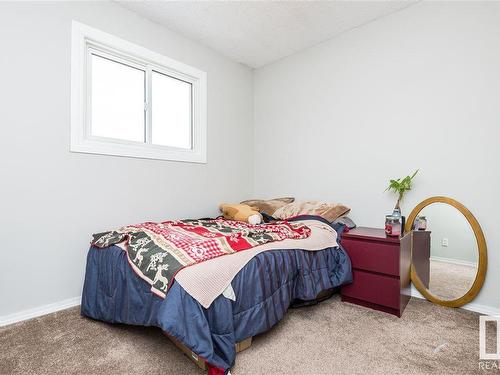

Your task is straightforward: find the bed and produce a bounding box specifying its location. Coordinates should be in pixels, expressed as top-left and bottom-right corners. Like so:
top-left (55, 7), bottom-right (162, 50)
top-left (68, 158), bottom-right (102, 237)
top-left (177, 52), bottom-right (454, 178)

top-left (81, 215), bottom-right (352, 373)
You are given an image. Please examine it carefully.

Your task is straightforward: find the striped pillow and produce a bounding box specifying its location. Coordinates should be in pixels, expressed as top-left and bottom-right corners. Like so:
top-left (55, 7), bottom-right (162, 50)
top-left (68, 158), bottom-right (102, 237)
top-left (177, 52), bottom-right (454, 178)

top-left (273, 201), bottom-right (350, 222)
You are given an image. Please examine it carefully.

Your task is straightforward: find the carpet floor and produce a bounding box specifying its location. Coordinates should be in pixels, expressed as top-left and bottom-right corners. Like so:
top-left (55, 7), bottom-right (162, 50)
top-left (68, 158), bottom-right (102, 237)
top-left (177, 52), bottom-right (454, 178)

top-left (429, 260), bottom-right (477, 301)
top-left (0, 296), bottom-right (495, 374)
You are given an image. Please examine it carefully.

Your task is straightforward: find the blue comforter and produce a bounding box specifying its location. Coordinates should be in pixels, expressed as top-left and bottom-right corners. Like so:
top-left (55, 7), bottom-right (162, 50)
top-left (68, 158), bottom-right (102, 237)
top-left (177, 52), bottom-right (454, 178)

top-left (81, 216), bottom-right (352, 373)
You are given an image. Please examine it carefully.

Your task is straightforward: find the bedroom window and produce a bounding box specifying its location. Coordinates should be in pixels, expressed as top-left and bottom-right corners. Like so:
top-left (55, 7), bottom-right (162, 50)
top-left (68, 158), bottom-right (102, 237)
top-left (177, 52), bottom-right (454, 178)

top-left (71, 21), bottom-right (207, 163)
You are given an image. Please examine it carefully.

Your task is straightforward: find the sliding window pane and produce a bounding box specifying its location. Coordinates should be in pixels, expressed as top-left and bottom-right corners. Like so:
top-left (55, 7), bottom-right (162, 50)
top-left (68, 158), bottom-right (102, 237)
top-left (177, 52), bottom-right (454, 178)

top-left (152, 71), bottom-right (192, 149)
top-left (91, 54), bottom-right (145, 142)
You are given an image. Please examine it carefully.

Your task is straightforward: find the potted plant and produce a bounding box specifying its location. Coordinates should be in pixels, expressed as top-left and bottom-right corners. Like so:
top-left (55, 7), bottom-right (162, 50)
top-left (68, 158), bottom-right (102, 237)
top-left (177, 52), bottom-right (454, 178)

top-left (385, 169), bottom-right (419, 215)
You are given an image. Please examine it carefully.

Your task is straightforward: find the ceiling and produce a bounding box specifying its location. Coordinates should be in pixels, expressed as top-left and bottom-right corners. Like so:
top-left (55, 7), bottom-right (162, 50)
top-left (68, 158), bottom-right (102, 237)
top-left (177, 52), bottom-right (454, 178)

top-left (117, 1), bottom-right (417, 69)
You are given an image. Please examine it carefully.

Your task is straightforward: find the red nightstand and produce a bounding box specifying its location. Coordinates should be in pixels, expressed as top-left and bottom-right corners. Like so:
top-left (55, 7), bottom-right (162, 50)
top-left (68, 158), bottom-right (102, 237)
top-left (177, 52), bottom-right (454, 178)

top-left (341, 227), bottom-right (411, 317)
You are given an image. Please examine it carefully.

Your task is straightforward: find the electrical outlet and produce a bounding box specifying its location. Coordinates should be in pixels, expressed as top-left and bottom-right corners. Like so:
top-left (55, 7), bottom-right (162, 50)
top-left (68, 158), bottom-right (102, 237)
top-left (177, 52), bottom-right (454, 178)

top-left (442, 238), bottom-right (449, 247)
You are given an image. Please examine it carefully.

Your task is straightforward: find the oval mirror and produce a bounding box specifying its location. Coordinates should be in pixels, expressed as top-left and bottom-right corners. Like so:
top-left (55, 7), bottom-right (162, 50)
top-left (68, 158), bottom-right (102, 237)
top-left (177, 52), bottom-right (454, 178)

top-left (405, 196), bottom-right (487, 307)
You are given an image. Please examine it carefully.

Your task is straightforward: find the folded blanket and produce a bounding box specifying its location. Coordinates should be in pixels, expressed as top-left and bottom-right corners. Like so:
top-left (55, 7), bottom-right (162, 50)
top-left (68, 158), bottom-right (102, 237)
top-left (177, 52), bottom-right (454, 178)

top-left (91, 218), bottom-right (310, 298)
top-left (172, 219), bottom-right (339, 308)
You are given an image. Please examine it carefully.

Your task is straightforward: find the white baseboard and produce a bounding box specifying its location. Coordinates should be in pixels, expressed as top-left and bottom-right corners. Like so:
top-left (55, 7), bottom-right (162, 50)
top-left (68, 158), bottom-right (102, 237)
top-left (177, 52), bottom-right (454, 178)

top-left (430, 255), bottom-right (477, 268)
top-left (0, 296), bottom-right (81, 328)
top-left (410, 287), bottom-right (500, 316)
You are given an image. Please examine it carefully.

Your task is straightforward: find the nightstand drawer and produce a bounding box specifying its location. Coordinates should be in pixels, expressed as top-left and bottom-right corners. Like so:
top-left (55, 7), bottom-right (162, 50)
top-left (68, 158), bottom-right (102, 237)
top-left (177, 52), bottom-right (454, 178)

top-left (341, 270), bottom-right (400, 309)
top-left (342, 238), bottom-right (399, 276)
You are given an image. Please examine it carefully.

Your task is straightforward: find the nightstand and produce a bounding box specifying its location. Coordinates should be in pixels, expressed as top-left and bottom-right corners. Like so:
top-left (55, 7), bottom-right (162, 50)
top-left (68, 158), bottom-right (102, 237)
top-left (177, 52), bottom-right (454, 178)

top-left (340, 227), bottom-right (411, 317)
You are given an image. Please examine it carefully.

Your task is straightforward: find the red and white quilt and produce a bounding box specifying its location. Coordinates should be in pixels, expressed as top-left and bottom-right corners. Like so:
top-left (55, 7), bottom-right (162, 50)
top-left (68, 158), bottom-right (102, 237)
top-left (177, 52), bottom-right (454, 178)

top-left (91, 218), bottom-right (311, 298)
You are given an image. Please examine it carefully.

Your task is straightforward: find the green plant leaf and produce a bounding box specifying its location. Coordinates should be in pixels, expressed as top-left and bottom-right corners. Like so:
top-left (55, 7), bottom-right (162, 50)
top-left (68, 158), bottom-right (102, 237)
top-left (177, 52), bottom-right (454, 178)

top-left (385, 169), bottom-right (419, 197)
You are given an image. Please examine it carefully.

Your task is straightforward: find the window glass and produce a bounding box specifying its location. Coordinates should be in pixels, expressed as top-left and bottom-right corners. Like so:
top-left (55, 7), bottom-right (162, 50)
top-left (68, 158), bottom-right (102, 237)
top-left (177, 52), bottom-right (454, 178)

top-left (91, 54), bottom-right (145, 142)
top-left (152, 71), bottom-right (192, 149)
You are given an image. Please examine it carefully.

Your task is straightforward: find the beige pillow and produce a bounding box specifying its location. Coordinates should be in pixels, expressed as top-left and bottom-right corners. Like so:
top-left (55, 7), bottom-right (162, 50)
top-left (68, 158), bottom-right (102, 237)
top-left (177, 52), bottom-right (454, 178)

top-left (273, 201), bottom-right (351, 222)
top-left (240, 197), bottom-right (295, 216)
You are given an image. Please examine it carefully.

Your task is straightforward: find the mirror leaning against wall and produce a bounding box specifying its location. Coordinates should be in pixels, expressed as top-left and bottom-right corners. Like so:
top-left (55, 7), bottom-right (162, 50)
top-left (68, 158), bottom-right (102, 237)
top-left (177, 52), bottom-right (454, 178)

top-left (404, 196), bottom-right (487, 308)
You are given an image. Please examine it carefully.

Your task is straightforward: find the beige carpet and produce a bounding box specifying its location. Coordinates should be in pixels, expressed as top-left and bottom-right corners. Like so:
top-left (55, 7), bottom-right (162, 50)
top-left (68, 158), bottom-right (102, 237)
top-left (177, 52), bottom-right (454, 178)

top-left (429, 260), bottom-right (477, 301)
top-left (0, 296), bottom-right (496, 374)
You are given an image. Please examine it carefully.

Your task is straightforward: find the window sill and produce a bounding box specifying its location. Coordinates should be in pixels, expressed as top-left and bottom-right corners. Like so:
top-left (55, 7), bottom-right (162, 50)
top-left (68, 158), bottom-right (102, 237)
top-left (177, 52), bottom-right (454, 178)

top-left (70, 138), bottom-right (206, 163)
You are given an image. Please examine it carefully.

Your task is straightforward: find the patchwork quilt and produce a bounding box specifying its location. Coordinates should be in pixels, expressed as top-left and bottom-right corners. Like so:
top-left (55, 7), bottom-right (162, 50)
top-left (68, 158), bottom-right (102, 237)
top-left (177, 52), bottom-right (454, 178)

top-left (91, 218), bottom-right (310, 298)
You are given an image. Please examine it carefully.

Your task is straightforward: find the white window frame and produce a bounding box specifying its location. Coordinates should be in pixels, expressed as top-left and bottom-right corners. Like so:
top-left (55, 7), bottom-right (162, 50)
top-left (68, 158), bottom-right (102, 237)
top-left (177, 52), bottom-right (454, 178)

top-left (71, 21), bottom-right (207, 163)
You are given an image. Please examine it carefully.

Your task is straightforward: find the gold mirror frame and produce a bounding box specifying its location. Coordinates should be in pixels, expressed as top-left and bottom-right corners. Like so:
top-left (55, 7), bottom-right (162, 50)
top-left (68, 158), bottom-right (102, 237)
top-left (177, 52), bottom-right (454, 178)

top-left (405, 196), bottom-right (487, 308)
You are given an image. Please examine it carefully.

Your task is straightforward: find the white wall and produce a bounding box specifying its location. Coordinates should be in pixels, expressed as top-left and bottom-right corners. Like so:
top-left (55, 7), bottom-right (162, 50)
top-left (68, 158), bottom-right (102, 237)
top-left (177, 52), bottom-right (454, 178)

top-left (420, 203), bottom-right (477, 265)
top-left (0, 2), bottom-right (253, 317)
top-left (254, 2), bottom-right (499, 310)
top-left (2, 1), bottom-right (499, 320)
